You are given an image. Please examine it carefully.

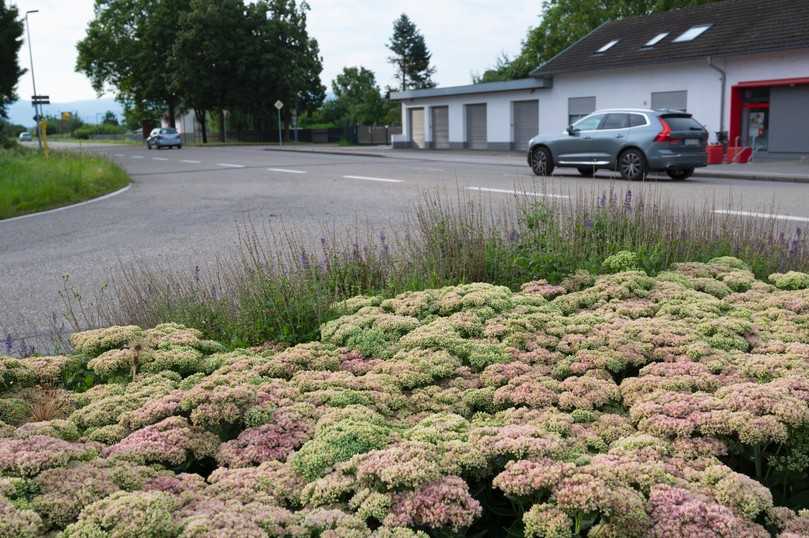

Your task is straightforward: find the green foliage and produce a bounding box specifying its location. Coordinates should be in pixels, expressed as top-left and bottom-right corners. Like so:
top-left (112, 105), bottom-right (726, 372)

top-left (0, 148), bottom-right (130, 219)
top-left (387, 14), bottom-right (436, 91)
top-left (71, 123), bottom-right (127, 140)
top-left (602, 251), bottom-right (640, 273)
top-left (292, 419), bottom-right (392, 480)
top-left (329, 67), bottom-right (394, 126)
top-left (76, 0), bottom-right (189, 127)
top-left (480, 0), bottom-right (721, 81)
top-left (0, 0), bottom-right (25, 119)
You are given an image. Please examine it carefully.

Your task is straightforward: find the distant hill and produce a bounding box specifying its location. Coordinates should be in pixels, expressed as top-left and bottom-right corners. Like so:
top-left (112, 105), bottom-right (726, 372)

top-left (7, 98), bottom-right (124, 127)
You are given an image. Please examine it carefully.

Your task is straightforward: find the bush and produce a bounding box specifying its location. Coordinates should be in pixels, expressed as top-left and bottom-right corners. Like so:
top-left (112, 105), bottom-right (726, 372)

top-left (71, 124), bottom-right (126, 140)
top-left (4, 269), bottom-right (809, 535)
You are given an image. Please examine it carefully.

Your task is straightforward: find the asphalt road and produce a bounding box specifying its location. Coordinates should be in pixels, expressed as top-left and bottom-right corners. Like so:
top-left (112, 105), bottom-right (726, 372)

top-left (2, 143), bottom-right (808, 353)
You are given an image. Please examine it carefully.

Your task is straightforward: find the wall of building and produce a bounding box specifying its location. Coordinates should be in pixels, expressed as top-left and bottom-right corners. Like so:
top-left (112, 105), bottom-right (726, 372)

top-left (392, 48), bottom-right (809, 149)
top-left (395, 89), bottom-right (545, 149)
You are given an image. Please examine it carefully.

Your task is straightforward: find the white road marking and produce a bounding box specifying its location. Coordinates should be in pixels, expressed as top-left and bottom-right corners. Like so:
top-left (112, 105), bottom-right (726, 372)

top-left (714, 209), bottom-right (809, 223)
top-left (113, 153), bottom-right (125, 157)
top-left (217, 163), bottom-right (245, 168)
top-left (0, 185), bottom-right (132, 225)
top-left (466, 187), bottom-right (570, 200)
top-left (342, 175), bottom-right (403, 183)
top-left (181, 160), bottom-right (201, 164)
top-left (130, 155), bottom-right (144, 159)
top-left (152, 157), bottom-right (169, 161)
top-left (268, 168), bottom-right (307, 174)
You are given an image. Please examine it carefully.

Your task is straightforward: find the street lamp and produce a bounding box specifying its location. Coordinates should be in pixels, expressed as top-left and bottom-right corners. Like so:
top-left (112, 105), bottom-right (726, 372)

top-left (24, 9), bottom-right (41, 149)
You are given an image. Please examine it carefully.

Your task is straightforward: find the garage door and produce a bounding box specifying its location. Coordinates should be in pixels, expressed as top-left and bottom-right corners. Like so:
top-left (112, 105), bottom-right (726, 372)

top-left (431, 107), bottom-right (449, 149)
top-left (513, 100), bottom-right (539, 151)
top-left (409, 108), bottom-right (425, 149)
top-left (466, 104), bottom-right (487, 150)
top-left (770, 86), bottom-right (809, 153)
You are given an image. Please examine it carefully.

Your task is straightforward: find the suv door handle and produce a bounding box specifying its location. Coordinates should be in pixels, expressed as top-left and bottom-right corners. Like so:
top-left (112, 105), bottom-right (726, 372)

top-left (615, 134), bottom-right (625, 139)
top-left (583, 136), bottom-right (593, 140)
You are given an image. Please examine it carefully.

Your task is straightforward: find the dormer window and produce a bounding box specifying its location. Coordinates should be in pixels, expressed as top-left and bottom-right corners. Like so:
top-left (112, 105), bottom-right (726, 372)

top-left (595, 40), bottom-right (620, 54)
top-left (673, 24), bottom-right (712, 43)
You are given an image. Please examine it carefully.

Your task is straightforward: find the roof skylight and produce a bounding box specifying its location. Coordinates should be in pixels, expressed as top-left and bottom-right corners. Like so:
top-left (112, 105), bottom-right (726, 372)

top-left (643, 32), bottom-right (669, 47)
top-left (673, 24), bottom-right (712, 43)
top-left (596, 39), bottom-right (620, 53)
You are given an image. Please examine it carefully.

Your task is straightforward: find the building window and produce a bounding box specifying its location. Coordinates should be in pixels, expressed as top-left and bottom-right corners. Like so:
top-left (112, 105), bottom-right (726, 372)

top-left (595, 39), bottom-right (619, 53)
top-left (643, 32), bottom-right (669, 47)
top-left (568, 96), bottom-right (596, 125)
top-left (673, 24), bottom-right (711, 43)
top-left (651, 91), bottom-right (687, 112)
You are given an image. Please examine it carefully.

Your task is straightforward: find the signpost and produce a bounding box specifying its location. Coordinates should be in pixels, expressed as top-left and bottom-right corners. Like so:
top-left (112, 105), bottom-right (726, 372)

top-left (32, 95), bottom-right (49, 150)
top-left (275, 100), bottom-right (284, 146)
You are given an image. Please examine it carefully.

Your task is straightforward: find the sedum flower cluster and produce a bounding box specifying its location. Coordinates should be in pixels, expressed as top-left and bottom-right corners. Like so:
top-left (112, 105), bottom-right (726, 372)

top-left (2, 260), bottom-right (809, 536)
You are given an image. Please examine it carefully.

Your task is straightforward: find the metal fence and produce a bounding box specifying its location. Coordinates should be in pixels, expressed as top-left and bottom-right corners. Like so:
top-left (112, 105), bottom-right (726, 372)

top-left (178, 125), bottom-right (402, 146)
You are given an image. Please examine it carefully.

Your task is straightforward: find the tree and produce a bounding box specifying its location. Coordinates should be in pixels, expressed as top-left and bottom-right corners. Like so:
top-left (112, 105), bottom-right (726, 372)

top-left (102, 110), bottom-right (118, 126)
top-left (331, 67), bottom-right (387, 125)
top-left (479, 0), bottom-right (720, 81)
top-left (0, 0), bottom-right (25, 119)
top-left (76, 0), bottom-right (190, 127)
top-left (173, 0), bottom-right (248, 143)
top-left (387, 14), bottom-right (436, 91)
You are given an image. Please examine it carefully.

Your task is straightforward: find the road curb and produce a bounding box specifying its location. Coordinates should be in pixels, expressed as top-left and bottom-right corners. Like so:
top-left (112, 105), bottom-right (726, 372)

top-left (263, 147), bottom-right (390, 159)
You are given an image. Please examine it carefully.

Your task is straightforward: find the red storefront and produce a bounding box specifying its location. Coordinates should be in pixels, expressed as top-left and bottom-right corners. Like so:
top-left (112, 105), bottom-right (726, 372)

top-left (730, 77), bottom-right (809, 155)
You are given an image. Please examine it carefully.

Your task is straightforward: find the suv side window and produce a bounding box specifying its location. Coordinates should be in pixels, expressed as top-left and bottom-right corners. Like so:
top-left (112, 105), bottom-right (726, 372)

top-left (600, 113), bottom-right (630, 130)
top-left (629, 114), bottom-right (647, 127)
top-left (573, 114), bottom-right (604, 131)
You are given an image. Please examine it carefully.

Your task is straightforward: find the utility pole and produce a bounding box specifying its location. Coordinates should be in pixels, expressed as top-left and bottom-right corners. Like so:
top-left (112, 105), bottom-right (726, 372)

top-left (24, 10), bottom-right (41, 149)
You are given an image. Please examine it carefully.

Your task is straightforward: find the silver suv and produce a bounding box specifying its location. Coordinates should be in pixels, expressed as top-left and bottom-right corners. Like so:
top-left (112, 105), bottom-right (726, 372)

top-left (146, 128), bottom-right (182, 150)
top-left (527, 108), bottom-right (708, 180)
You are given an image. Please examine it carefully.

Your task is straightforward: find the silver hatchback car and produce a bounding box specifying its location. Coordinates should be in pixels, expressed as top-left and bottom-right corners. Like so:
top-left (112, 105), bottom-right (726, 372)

top-left (527, 108), bottom-right (708, 180)
top-left (146, 127), bottom-right (182, 150)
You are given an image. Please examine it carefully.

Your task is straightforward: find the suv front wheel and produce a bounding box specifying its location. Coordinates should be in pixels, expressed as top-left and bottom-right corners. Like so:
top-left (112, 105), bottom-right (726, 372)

top-left (529, 146), bottom-right (554, 177)
top-left (618, 149), bottom-right (647, 181)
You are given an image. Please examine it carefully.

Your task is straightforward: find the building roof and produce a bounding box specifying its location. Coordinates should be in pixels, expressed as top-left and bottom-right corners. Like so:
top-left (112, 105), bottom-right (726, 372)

top-left (390, 78), bottom-right (550, 101)
top-left (532, 0), bottom-right (809, 76)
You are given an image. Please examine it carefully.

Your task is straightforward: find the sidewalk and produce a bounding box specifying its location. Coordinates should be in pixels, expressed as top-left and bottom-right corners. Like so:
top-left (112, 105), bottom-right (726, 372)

top-left (264, 144), bottom-right (809, 183)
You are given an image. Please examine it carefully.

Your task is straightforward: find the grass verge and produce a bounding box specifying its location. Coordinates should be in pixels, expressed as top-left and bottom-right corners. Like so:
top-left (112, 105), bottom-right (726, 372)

top-left (58, 185), bottom-right (807, 350)
top-left (0, 147), bottom-right (130, 219)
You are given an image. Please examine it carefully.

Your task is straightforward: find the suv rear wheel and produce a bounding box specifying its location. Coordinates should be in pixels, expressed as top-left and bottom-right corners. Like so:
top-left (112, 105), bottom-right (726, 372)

top-left (667, 168), bottom-right (694, 181)
top-left (618, 149), bottom-right (647, 181)
top-left (529, 146), bottom-right (554, 177)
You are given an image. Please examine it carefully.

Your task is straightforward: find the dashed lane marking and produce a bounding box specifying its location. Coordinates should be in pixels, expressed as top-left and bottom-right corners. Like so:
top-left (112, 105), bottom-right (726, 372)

top-left (713, 209), bottom-right (809, 223)
top-left (342, 175), bottom-right (403, 183)
top-left (466, 187), bottom-right (571, 200)
top-left (180, 160), bottom-right (201, 164)
top-left (268, 168), bottom-right (307, 174)
top-left (152, 157), bottom-right (169, 161)
top-left (217, 163), bottom-right (246, 168)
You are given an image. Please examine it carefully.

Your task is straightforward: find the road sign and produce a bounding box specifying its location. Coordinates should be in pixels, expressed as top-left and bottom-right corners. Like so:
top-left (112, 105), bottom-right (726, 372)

top-left (32, 95), bottom-right (50, 105)
top-left (274, 100), bottom-right (284, 110)
top-left (62, 111), bottom-right (72, 121)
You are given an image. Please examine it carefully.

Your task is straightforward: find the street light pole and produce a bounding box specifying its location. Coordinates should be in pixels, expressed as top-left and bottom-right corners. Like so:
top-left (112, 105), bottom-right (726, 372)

top-left (24, 10), bottom-right (41, 150)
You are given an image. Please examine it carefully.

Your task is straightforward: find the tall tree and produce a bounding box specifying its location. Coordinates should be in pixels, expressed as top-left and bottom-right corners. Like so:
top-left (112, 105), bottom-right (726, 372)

top-left (242, 0), bottom-right (325, 137)
top-left (478, 0), bottom-right (720, 82)
top-left (0, 0), bottom-right (25, 119)
top-left (331, 67), bottom-right (387, 125)
top-left (173, 0), bottom-right (248, 143)
top-left (387, 14), bottom-right (436, 91)
top-left (76, 0), bottom-right (190, 127)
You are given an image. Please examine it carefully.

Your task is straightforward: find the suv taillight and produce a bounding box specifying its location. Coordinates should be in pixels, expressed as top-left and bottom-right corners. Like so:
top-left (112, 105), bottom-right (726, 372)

top-left (654, 117), bottom-right (682, 144)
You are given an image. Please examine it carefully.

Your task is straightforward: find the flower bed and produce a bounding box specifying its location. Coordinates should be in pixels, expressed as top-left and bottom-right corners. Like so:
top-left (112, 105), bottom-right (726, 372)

top-left (2, 258), bottom-right (809, 536)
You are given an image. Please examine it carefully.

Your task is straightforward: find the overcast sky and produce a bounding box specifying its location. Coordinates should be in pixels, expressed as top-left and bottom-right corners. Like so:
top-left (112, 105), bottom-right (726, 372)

top-left (12, 0), bottom-right (542, 103)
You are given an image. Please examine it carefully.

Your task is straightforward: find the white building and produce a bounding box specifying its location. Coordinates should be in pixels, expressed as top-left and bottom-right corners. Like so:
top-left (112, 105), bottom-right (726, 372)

top-left (391, 0), bottom-right (809, 158)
